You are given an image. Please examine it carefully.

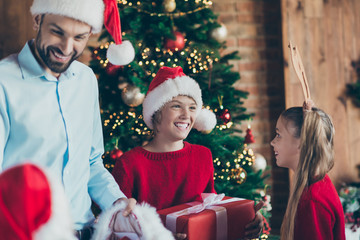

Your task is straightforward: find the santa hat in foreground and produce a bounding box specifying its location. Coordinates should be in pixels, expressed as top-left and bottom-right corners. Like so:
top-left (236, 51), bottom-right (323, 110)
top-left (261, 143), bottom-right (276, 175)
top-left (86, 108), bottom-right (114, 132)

top-left (92, 201), bottom-right (174, 240)
top-left (0, 163), bottom-right (76, 240)
top-left (30, 0), bottom-right (135, 66)
top-left (142, 66), bottom-right (217, 132)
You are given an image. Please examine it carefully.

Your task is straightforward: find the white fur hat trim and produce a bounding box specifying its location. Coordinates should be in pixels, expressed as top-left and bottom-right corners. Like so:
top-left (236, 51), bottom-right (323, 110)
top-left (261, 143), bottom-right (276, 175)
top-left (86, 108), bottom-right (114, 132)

top-left (142, 75), bottom-right (203, 130)
top-left (92, 201), bottom-right (175, 240)
top-left (30, 0), bottom-right (105, 33)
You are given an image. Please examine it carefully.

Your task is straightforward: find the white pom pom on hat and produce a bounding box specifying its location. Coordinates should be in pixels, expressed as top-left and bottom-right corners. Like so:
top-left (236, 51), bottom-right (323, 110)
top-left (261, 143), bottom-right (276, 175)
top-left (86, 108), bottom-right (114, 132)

top-left (142, 66), bottom-right (217, 132)
top-left (103, 0), bottom-right (135, 66)
top-left (30, 0), bottom-right (135, 66)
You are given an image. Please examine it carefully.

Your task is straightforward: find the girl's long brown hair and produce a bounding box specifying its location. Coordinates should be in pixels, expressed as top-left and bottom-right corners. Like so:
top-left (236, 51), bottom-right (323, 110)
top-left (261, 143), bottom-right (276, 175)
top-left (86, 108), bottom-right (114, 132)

top-left (280, 107), bottom-right (335, 240)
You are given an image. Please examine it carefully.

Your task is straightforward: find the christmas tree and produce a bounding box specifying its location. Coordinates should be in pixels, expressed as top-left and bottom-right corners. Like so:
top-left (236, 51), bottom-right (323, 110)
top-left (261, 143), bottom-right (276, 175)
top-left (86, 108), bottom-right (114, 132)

top-left (89, 0), bottom-right (271, 238)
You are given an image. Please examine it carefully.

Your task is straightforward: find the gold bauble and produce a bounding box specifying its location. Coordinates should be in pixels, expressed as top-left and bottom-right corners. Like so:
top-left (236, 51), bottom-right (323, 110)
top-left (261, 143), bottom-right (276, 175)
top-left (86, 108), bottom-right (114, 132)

top-left (121, 85), bottom-right (145, 107)
top-left (163, 0), bottom-right (176, 13)
top-left (230, 167), bottom-right (247, 184)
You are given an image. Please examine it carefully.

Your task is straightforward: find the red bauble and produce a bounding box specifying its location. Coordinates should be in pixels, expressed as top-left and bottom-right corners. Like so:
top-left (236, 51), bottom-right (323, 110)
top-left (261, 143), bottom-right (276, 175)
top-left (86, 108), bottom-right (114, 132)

top-left (217, 108), bottom-right (231, 124)
top-left (244, 127), bottom-right (255, 144)
top-left (164, 31), bottom-right (185, 51)
top-left (110, 148), bottom-right (123, 160)
top-left (105, 63), bottom-right (122, 76)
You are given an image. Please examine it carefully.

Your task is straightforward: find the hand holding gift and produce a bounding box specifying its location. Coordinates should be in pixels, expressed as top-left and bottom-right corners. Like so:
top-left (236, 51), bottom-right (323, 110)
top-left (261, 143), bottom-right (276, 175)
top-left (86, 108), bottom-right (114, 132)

top-left (244, 201), bottom-right (264, 239)
top-left (92, 200), bottom-right (174, 240)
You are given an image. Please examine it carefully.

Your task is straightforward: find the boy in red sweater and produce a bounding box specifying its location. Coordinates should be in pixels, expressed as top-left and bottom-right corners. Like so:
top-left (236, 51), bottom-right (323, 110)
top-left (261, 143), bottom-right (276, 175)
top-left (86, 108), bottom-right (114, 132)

top-left (112, 66), bottom-right (263, 239)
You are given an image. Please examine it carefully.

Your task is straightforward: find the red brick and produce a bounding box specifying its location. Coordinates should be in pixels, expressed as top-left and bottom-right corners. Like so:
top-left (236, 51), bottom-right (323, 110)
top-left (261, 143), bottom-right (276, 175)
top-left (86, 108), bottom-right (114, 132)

top-left (225, 36), bottom-right (237, 47)
top-left (212, 1), bottom-right (236, 12)
top-left (237, 38), bottom-right (266, 47)
top-left (237, 14), bottom-right (265, 24)
top-left (235, 1), bottom-right (265, 14)
top-left (217, 13), bottom-right (237, 25)
top-left (238, 62), bottom-right (266, 71)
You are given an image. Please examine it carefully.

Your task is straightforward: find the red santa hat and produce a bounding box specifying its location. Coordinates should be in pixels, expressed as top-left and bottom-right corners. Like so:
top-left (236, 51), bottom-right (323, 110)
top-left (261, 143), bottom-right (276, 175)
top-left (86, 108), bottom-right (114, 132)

top-left (0, 163), bottom-right (76, 240)
top-left (30, 0), bottom-right (135, 66)
top-left (92, 201), bottom-right (174, 240)
top-left (142, 66), bottom-right (217, 132)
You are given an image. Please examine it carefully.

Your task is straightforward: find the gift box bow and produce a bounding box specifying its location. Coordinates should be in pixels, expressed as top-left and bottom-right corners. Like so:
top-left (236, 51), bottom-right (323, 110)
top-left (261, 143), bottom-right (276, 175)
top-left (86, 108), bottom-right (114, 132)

top-left (165, 193), bottom-right (248, 240)
top-left (175, 193), bottom-right (241, 215)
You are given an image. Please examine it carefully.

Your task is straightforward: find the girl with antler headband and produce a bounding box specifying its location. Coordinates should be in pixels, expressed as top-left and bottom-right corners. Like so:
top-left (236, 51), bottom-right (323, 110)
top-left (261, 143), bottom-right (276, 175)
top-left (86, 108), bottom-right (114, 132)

top-left (270, 43), bottom-right (345, 239)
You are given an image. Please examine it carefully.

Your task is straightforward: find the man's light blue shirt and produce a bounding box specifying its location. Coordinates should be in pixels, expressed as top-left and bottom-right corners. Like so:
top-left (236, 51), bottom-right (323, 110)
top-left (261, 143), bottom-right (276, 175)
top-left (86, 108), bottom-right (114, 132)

top-left (0, 41), bottom-right (125, 229)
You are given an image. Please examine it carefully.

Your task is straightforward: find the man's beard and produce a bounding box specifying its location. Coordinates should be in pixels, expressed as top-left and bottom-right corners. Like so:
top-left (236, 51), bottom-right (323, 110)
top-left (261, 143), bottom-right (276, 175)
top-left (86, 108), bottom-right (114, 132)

top-left (35, 31), bottom-right (80, 74)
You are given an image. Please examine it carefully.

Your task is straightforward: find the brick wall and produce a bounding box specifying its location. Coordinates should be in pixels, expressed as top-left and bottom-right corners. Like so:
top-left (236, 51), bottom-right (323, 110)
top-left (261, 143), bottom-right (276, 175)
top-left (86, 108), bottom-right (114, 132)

top-left (212, 0), bottom-right (288, 234)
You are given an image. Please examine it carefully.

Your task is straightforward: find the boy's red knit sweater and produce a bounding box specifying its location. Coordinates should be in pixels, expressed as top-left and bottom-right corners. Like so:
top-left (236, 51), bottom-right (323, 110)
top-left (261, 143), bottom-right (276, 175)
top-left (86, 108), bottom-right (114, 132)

top-left (112, 142), bottom-right (216, 210)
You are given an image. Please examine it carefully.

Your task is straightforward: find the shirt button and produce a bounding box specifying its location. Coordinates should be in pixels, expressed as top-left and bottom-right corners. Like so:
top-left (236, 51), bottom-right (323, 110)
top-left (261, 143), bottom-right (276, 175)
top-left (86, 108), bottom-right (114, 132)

top-left (65, 170), bottom-right (69, 175)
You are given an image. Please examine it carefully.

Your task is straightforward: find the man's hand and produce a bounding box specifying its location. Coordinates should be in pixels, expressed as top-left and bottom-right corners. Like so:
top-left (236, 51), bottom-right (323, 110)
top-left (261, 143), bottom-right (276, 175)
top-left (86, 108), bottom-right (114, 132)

top-left (110, 197), bottom-right (141, 235)
top-left (244, 201), bottom-right (264, 239)
top-left (113, 197), bottom-right (137, 216)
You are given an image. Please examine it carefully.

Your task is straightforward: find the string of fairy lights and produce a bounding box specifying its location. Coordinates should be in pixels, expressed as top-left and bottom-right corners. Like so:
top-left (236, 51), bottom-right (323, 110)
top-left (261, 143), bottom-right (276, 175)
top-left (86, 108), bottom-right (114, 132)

top-left (91, 0), bottom-right (219, 75)
top-left (93, 42), bottom-right (218, 77)
top-left (213, 145), bottom-right (255, 184)
top-left (117, 0), bottom-right (213, 17)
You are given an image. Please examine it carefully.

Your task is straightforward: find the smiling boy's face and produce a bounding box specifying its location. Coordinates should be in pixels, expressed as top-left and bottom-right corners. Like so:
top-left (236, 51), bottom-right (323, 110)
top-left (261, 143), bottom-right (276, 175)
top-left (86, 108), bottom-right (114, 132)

top-left (270, 116), bottom-right (301, 171)
top-left (155, 95), bottom-right (197, 142)
top-left (33, 14), bottom-right (92, 77)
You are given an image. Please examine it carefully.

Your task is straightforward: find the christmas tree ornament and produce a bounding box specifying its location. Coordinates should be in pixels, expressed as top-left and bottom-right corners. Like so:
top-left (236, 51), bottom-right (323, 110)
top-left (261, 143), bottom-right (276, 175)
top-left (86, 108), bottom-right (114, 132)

top-left (121, 85), bottom-right (145, 107)
top-left (252, 153), bottom-right (267, 172)
top-left (163, 0), bottom-right (176, 13)
top-left (164, 31), bottom-right (185, 51)
top-left (105, 62), bottom-right (122, 76)
top-left (217, 108), bottom-right (231, 124)
top-left (230, 167), bottom-right (247, 184)
top-left (210, 23), bottom-right (228, 42)
top-left (244, 126), bottom-right (255, 144)
top-left (110, 148), bottom-right (123, 160)
top-left (118, 82), bottom-right (128, 90)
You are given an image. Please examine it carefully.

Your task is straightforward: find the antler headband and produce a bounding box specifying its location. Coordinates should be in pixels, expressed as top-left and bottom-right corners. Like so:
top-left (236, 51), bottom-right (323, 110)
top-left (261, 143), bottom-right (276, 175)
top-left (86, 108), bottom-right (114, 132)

top-left (288, 41), bottom-right (313, 111)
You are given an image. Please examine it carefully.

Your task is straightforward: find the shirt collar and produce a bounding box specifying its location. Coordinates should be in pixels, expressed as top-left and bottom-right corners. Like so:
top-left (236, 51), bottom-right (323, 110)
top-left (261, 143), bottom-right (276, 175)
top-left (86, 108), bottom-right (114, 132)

top-left (18, 40), bottom-right (77, 82)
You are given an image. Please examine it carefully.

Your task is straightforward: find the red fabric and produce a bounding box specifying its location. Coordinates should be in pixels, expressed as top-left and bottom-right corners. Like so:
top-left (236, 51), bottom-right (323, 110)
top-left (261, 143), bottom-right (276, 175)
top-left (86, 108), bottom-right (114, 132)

top-left (157, 198), bottom-right (255, 240)
top-left (112, 142), bottom-right (216, 210)
top-left (146, 66), bottom-right (186, 94)
top-left (0, 164), bottom-right (52, 240)
top-left (103, 0), bottom-right (122, 44)
top-left (294, 175), bottom-right (345, 240)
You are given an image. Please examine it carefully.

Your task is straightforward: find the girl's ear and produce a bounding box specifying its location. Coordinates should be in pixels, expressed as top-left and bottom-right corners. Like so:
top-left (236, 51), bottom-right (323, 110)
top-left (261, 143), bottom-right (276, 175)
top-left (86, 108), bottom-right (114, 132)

top-left (32, 14), bottom-right (41, 31)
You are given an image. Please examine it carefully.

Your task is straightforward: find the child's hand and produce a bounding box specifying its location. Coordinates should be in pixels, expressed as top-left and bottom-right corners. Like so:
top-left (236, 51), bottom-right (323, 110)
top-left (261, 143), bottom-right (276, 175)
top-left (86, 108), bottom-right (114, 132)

top-left (174, 233), bottom-right (187, 240)
top-left (244, 201), bottom-right (264, 239)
